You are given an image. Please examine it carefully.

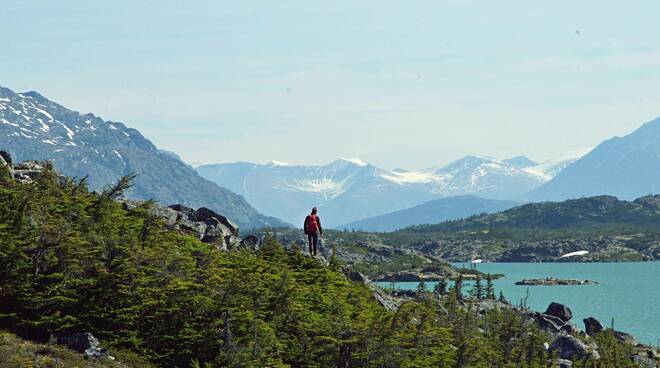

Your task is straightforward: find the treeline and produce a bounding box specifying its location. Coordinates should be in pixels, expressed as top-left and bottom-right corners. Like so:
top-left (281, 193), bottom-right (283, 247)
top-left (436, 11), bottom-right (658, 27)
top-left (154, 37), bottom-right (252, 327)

top-left (0, 165), bottom-right (639, 367)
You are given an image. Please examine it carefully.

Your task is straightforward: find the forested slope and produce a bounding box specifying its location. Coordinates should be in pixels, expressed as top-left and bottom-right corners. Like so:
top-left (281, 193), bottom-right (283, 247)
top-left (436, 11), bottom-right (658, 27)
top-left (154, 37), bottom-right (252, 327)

top-left (0, 164), bottom-right (642, 367)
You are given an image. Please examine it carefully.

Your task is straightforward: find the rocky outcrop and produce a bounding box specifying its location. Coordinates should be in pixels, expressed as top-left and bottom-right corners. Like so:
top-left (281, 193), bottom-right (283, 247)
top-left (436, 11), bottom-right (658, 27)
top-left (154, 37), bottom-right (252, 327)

top-left (239, 235), bottom-right (261, 250)
top-left (342, 267), bottom-right (401, 312)
top-left (167, 205), bottom-right (239, 249)
top-left (124, 201), bottom-right (240, 250)
top-left (583, 317), bottom-right (604, 336)
top-left (515, 278), bottom-right (598, 286)
top-left (52, 332), bottom-right (109, 359)
top-left (534, 312), bottom-right (575, 335)
top-left (0, 151), bottom-right (46, 183)
top-left (549, 335), bottom-right (599, 361)
top-left (545, 302), bottom-right (573, 323)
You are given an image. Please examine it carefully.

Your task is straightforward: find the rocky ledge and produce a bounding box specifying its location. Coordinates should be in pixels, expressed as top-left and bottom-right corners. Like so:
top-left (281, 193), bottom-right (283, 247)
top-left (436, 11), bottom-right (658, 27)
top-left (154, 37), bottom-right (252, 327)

top-left (515, 278), bottom-right (599, 286)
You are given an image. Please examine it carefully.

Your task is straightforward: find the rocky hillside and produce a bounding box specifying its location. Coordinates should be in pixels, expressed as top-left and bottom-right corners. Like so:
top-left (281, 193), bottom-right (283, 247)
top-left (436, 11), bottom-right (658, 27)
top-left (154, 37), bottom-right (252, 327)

top-left (0, 85), bottom-right (285, 229)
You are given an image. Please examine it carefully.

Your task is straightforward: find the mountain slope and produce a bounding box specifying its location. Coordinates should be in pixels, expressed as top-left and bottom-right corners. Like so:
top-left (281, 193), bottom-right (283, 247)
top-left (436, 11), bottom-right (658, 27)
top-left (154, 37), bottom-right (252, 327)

top-left (0, 85), bottom-right (285, 229)
top-left (529, 118), bottom-right (660, 201)
top-left (197, 156), bottom-right (554, 227)
top-left (337, 196), bottom-right (518, 232)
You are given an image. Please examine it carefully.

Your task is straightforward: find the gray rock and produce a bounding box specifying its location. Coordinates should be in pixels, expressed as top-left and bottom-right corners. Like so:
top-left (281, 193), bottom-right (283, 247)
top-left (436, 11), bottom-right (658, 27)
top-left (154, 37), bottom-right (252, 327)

top-left (239, 235), bottom-right (261, 250)
top-left (583, 317), bottom-right (604, 336)
top-left (54, 332), bottom-right (108, 358)
top-left (556, 359), bottom-right (573, 368)
top-left (535, 313), bottom-right (575, 334)
top-left (549, 335), bottom-right (598, 361)
top-left (545, 302), bottom-right (573, 322)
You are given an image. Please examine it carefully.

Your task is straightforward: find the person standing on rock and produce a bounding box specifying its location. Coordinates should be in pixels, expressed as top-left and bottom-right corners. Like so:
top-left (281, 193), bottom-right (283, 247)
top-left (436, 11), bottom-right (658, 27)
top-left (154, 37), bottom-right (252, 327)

top-left (304, 207), bottom-right (323, 256)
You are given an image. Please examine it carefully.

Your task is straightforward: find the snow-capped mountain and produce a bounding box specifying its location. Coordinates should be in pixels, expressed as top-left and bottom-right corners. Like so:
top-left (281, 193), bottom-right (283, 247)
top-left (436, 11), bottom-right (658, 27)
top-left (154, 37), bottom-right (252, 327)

top-left (0, 85), bottom-right (286, 229)
top-left (197, 153), bottom-right (584, 227)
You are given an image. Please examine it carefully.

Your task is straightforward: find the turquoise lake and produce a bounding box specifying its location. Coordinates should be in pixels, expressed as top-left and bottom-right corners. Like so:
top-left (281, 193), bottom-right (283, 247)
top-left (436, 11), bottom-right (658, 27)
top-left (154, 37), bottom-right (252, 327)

top-left (378, 262), bottom-right (659, 345)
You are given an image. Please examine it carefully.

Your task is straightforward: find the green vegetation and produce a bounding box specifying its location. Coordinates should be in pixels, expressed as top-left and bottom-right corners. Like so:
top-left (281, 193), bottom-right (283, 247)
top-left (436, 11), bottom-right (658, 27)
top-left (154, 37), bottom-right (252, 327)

top-left (0, 330), bottom-right (154, 368)
top-left (0, 166), bottom-right (643, 367)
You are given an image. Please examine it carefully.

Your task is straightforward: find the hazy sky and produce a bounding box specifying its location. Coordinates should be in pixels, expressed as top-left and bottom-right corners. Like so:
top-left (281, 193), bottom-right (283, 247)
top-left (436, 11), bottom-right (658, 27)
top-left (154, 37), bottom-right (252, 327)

top-left (2, 1), bottom-right (660, 169)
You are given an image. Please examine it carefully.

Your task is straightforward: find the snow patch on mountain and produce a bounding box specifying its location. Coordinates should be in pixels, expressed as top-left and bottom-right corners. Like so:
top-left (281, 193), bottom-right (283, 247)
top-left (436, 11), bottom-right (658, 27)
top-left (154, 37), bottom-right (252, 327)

top-left (523, 148), bottom-right (592, 180)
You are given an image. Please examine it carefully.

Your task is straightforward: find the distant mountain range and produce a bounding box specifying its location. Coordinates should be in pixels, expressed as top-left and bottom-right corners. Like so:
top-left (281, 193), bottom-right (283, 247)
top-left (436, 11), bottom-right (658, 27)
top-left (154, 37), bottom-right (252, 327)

top-left (197, 151), bottom-right (585, 227)
top-left (529, 117), bottom-right (660, 201)
top-left (6, 83), bottom-right (659, 233)
top-left (337, 196), bottom-right (518, 232)
top-left (0, 85), bottom-right (286, 229)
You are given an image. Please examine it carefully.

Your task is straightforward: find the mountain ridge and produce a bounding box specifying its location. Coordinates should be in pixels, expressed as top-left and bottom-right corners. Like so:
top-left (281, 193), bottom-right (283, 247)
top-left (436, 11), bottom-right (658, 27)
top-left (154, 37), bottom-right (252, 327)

top-left (529, 117), bottom-right (660, 201)
top-left (0, 85), bottom-right (286, 229)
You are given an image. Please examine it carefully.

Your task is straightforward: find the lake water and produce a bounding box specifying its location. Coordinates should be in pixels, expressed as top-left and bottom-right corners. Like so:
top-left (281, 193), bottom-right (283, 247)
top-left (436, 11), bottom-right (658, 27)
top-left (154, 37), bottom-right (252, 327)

top-left (378, 262), bottom-right (660, 345)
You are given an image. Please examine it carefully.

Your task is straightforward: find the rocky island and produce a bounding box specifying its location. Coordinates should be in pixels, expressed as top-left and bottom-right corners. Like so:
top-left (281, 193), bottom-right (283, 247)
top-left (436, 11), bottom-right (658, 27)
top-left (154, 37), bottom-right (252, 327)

top-left (515, 278), bottom-right (599, 286)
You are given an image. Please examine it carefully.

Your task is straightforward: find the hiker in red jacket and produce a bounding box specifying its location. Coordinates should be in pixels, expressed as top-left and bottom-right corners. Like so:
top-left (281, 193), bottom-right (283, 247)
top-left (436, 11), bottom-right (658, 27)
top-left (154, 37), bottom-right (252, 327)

top-left (304, 207), bottom-right (323, 256)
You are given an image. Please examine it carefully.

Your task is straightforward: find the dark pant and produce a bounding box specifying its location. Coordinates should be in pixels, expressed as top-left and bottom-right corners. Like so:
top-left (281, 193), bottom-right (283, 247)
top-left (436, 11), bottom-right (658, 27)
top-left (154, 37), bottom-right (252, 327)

top-left (307, 231), bottom-right (319, 255)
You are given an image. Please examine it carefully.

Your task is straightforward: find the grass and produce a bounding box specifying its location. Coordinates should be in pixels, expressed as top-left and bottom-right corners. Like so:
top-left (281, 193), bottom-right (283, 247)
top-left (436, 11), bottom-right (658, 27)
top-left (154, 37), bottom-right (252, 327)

top-left (0, 331), bottom-right (155, 368)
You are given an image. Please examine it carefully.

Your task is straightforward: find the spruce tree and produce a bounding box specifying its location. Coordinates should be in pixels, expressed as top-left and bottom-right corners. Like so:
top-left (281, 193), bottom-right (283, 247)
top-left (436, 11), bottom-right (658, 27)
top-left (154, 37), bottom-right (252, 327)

top-left (472, 274), bottom-right (483, 301)
top-left (434, 278), bottom-right (447, 297)
top-left (485, 273), bottom-right (496, 299)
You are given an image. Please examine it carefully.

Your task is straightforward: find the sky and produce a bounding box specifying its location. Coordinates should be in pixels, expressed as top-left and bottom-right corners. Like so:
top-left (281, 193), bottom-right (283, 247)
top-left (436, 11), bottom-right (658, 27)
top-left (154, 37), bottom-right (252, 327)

top-left (2, 1), bottom-right (660, 169)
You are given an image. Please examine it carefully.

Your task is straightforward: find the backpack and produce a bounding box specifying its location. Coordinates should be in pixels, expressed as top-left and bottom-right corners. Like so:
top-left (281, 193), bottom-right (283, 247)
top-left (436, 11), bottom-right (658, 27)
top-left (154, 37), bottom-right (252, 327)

top-left (305, 215), bottom-right (319, 234)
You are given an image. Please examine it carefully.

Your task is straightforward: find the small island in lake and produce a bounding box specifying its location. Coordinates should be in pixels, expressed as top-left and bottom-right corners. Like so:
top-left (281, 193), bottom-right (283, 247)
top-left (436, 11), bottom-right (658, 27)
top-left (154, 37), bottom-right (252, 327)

top-left (515, 277), bottom-right (599, 286)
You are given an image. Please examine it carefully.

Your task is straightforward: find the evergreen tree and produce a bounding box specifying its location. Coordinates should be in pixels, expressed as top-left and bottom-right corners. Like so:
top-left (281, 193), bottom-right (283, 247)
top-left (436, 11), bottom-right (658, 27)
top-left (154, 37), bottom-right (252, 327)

top-left (416, 278), bottom-right (428, 299)
top-left (434, 278), bottom-right (447, 297)
top-left (471, 274), bottom-right (484, 301)
top-left (485, 273), bottom-right (496, 299)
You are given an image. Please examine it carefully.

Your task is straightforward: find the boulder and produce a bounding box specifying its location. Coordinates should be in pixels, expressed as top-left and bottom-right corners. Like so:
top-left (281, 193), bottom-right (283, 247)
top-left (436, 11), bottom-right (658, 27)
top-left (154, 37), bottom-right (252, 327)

top-left (535, 313), bottom-right (566, 334)
top-left (549, 335), bottom-right (598, 361)
top-left (545, 302), bottom-right (573, 322)
top-left (556, 359), bottom-right (573, 368)
top-left (583, 317), bottom-right (604, 336)
top-left (166, 204), bottom-right (239, 249)
top-left (54, 332), bottom-right (99, 353)
top-left (194, 207), bottom-right (239, 235)
top-left (239, 235), bottom-right (261, 250)
top-left (54, 332), bottom-right (108, 359)
top-left (534, 313), bottom-right (575, 334)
